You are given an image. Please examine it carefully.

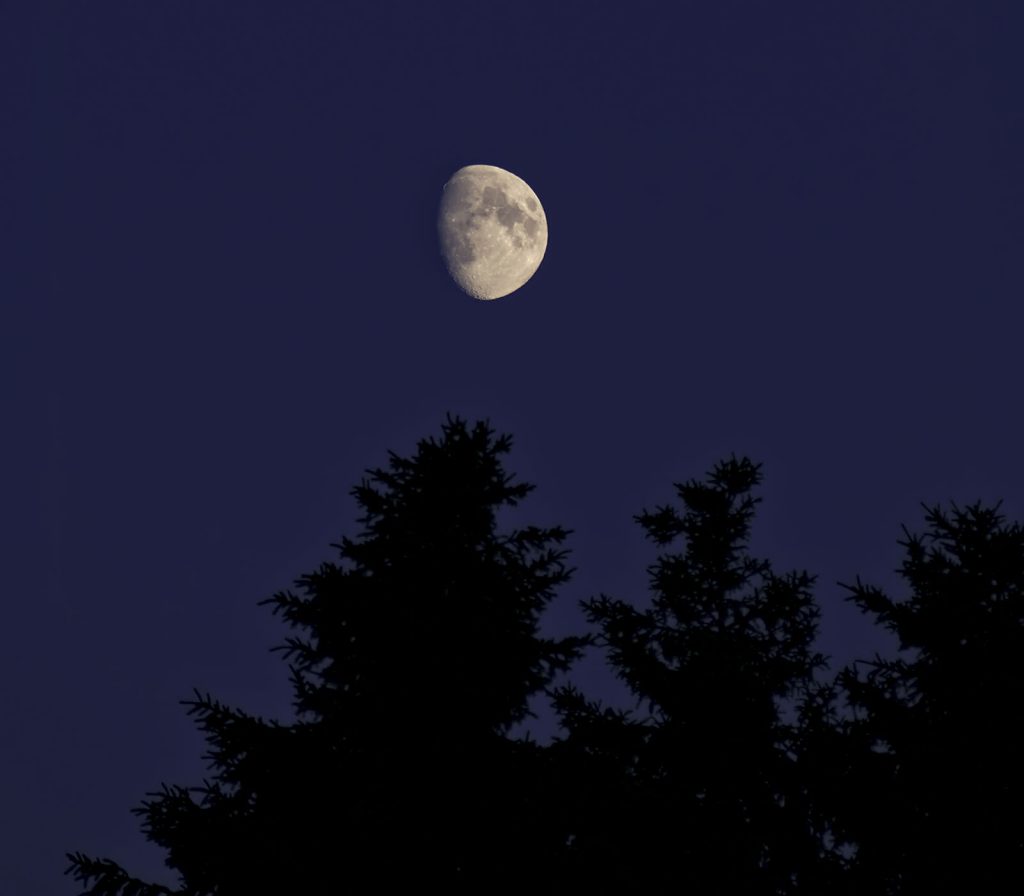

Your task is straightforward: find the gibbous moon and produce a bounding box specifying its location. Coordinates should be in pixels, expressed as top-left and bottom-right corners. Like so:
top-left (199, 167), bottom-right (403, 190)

top-left (438, 164), bottom-right (548, 301)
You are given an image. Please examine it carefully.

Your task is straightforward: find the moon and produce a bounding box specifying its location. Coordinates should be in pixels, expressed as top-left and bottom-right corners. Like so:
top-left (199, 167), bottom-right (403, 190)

top-left (438, 164), bottom-right (548, 301)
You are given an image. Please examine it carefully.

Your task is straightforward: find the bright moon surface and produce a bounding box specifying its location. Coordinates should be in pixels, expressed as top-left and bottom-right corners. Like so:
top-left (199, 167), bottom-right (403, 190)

top-left (437, 164), bottom-right (548, 301)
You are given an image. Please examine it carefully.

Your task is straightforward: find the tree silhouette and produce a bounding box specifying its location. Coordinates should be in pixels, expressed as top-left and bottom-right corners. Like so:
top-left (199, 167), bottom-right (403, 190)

top-left (836, 500), bottom-right (1024, 894)
top-left (66, 416), bottom-right (586, 894)
top-left (549, 456), bottom-right (835, 893)
top-left (64, 421), bottom-right (1024, 893)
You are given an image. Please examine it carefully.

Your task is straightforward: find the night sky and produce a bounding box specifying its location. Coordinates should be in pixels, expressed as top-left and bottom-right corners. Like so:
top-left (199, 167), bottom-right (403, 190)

top-left (4, 2), bottom-right (1022, 892)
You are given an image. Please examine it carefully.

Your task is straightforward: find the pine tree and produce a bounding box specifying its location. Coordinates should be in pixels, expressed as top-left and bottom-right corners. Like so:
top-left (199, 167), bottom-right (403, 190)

top-left (551, 456), bottom-right (832, 892)
top-left (66, 416), bottom-right (585, 895)
top-left (837, 500), bottom-right (1024, 893)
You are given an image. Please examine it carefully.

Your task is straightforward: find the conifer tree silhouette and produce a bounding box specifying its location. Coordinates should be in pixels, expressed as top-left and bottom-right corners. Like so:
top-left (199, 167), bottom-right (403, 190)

top-left (550, 456), bottom-right (833, 893)
top-left (67, 425), bottom-right (1024, 894)
top-left (66, 416), bottom-right (585, 895)
top-left (836, 500), bottom-right (1024, 894)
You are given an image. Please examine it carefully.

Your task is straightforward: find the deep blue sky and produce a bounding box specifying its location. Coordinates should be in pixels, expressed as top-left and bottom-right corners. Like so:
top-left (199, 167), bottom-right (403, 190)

top-left (4, 1), bottom-right (1022, 892)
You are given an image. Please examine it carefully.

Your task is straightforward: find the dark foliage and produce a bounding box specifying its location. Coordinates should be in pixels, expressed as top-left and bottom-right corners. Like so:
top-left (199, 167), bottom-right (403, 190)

top-left (549, 456), bottom-right (836, 893)
top-left (64, 422), bottom-right (1024, 894)
top-left (65, 416), bottom-right (585, 894)
top-left (836, 501), bottom-right (1024, 894)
